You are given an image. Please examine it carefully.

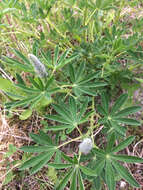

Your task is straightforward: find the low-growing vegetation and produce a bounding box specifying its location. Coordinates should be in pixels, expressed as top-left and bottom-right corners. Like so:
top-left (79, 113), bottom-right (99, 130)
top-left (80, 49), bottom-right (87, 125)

top-left (0, 0), bottom-right (143, 189)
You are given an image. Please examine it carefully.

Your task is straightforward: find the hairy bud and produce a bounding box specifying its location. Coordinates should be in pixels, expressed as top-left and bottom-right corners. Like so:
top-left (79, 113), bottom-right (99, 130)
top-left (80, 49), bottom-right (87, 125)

top-left (28, 54), bottom-right (48, 78)
top-left (79, 138), bottom-right (93, 154)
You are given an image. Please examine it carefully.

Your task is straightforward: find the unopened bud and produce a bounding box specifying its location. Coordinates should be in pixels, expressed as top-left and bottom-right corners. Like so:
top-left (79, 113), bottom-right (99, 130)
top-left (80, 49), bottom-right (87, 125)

top-left (28, 54), bottom-right (48, 78)
top-left (79, 138), bottom-right (93, 154)
top-left (120, 181), bottom-right (126, 189)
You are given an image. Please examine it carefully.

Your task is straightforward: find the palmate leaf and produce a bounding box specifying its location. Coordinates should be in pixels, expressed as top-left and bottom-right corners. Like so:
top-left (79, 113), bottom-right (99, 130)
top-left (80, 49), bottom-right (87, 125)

top-left (98, 93), bottom-right (141, 136)
top-left (68, 63), bottom-right (106, 96)
top-left (112, 160), bottom-right (140, 188)
top-left (45, 99), bottom-right (92, 133)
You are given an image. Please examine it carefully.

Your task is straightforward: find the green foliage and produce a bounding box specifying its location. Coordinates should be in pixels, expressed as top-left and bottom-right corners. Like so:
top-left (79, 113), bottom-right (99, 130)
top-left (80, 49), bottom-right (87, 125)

top-left (1, 0), bottom-right (143, 189)
top-left (97, 93), bottom-right (141, 136)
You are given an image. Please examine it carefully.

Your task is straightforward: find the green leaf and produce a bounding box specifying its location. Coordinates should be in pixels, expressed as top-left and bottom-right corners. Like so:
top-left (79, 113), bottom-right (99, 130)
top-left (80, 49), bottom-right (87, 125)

top-left (48, 163), bottom-right (73, 169)
top-left (20, 145), bottom-right (55, 153)
top-left (61, 152), bottom-right (75, 164)
top-left (40, 50), bottom-right (53, 68)
top-left (57, 54), bottom-right (79, 69)
top-left (93, 159), bottom-right (105, 175)
top-left (111, 155), bottom-right (143, 163)
top-left (105, 161), bottom-right (115, 190)
top-left (78, 87), bottom-right (97, 96)
top-left (39, 131), bottom-right (53, 145)
top-left (45, 125), bottom-right (73, 131)
top-left (2, 56), bottom-right (32, 72)
top-left (79, 165), bottom-right (97, 177)
top-left (20, 152), bottom-right (51, 170)
top-left (78, 170), bottom-right (85, 190)
top-left (79, 110), bottom-right (94, 124)
top-left (15, 84), bottom-right (41, 93)
top-left (82, 82), bottom-right (107, 88)
top-left (92, 148), bottom-right (106, 157)
top-left (106, 133), bottom-right (116, 152)
top-left (69, 64), bottom-right (76, 83)
top-left (111, 94), bottom-right (128, 115)
top-left (97, 105), bottom-right (107, 116)
top-left (69, 97), bottom-right (77, 121)
top-left (16, 73), bottom-right (25, 85)
top-left (52, 104), bottom-right (71, 122)
top-left (0, 77), bottom-right (15, 92)
top-left (45, 76), bottom-right (54, 90)
top-left (58, 49), bottom-right (71, 66)
top-left (3, 171), bottom-right (15, 186)
top-left (30, 150), bottom-right (55, 174)
top-left (54, 46), bottom-right (59, 65)
top-left (78, 73), bottom-right (98, 85)
top-left (13, 49), bottom-right (31, 65)
top-left (28, 76), bottom-right (41, 90)
top-left (56, 169), bottom-right (73, 190)
top-left (70, 169), bottom-right (77, 190)
top-left (19, 109), bottom-right (32, 120)
top-left (45, 115), bottom-right (70, 124)
top-left (75, 62), bottom-right (85, 82)
top-left (78, 100), bottom-right (88, 121)
top-left (101, 92), bottom-right (109, 114)
top-left (113, 118), bottom-right (140, 126)
top-left (29, 133), bottom-right (53, 145)
top-left (114, 106), bottom-right (141, 117)
top-left (110, 121), bottom-right (126, 136)
top-left (112, 136), bottom-right (135, 153)
top-left (112, 160), bottom-right (140, 187)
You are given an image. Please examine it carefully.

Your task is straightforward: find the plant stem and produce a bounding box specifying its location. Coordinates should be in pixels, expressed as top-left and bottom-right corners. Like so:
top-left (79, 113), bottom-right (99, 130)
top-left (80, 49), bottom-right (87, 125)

top-left (58, 136), bottom-right (82, 149)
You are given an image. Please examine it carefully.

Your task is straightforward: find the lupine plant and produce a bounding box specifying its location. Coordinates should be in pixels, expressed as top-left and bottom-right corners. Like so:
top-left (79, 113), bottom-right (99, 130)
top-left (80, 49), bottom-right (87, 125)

top-left (1, 44), bottom-right (143, 189)
top-left (1, 0), bottom-right (143, 189)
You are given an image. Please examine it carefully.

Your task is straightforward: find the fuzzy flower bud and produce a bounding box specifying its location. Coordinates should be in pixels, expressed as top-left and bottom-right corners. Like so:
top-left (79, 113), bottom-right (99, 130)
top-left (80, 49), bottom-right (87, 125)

top-left (120, 181), bottom-right (126, 189)
top-left (79, 138), bottom-right (93, 154)
top-left (28, 54), bottom-right (48, 78)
